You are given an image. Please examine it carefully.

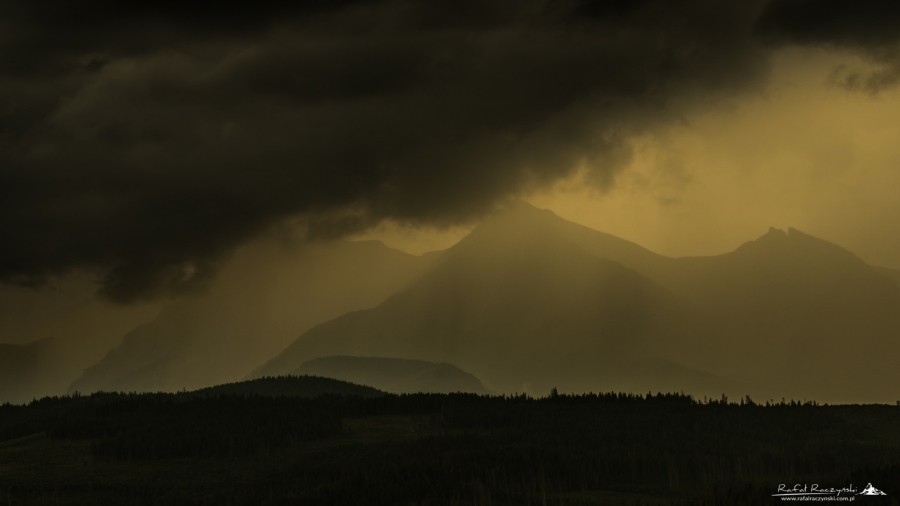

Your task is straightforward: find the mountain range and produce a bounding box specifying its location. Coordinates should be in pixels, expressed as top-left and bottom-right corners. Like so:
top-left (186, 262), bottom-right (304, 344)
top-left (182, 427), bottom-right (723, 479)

top-left (255, 202), bottom-right (900, 403)
top-left (4, 202), bottom-right (897, 404)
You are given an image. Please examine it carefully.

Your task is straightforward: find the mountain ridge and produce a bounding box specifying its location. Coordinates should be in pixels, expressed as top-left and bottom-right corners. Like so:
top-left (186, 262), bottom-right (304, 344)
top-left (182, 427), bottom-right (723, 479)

top-left (255, 202), bottom-right (900, 403)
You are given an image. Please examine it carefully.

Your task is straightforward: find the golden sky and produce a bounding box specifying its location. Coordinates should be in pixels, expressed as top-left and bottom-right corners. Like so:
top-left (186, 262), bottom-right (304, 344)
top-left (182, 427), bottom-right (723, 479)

top-left (359, 47), bottom-right (900, 270)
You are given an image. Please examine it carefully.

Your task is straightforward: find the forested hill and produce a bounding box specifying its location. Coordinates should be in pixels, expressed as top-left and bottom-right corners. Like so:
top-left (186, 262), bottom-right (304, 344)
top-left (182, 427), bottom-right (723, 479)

top-left (291, 356), bottom-right (489, 394)
top-left (186, 374), bottom-right (385, 399)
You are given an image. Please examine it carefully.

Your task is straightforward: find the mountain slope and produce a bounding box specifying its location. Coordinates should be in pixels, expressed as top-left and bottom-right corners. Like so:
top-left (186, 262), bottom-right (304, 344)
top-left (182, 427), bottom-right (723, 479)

top-left (256, 204), bottom-right (725, 395)
top-left (876, 266), bottom-right (900, 286)
top-left (0, 275), bottom-right (163, 404)
top-left (293, 356), bottom-right (489, 394)
top-left (664, 227), bottom-right (900, 402)
top-left (0, 336), bottom-right (131, 404)
top-left (70, 239), bottom-right (435, 394)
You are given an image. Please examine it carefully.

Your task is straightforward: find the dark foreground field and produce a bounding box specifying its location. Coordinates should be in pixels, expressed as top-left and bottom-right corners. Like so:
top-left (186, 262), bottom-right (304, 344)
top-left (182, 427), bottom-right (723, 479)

top-left (1, 378), bottom-right (898, 505)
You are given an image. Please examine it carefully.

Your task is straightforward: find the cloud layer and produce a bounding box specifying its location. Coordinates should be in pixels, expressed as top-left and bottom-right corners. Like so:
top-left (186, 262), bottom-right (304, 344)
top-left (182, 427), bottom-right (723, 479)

top-left (758, 0), bottom-right (900, 91)
top-left (2, 0), bottom-right (898, 301)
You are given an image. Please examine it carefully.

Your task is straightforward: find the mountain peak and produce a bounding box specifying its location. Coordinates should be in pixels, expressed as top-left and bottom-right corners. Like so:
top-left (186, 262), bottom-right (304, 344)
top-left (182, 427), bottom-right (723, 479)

top-left (764, 226), bottom-right (787, 238)
top-left (433, 199), bottom-right (668, 279)
top-left (748, 227), bottom-right (789, 248)
top-left (735, 226), bottom-right (864, 266)
top-left (484, 199), bottom-right (560, 224)
top-left (453, 200), bottom-right (571, 249)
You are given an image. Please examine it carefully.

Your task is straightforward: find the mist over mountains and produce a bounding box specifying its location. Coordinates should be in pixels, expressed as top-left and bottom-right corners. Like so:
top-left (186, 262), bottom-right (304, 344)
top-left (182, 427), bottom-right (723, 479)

top-left (67, 239), bottom-right (433, 396)
top-left (3, 202), bottom-right (898, 404)
top-left (256, 203), bottom-right (900, 403)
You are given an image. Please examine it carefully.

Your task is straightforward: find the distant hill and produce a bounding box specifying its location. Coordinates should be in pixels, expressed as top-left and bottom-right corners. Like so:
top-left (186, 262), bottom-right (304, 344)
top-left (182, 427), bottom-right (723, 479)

top-left (70, 239), bottom-right (435, 395)
top-left (293, 356), bottom-right (489, 394)
top-left (256, 202), bottom-right (900, 403)
top-left (187, 375), bottom-right (384, 399)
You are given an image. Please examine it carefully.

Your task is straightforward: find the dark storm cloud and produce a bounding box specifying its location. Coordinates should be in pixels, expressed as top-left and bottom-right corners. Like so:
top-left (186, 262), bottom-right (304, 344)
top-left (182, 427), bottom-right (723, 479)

top-left (758, 0), bottom-right (900, 92)
top-left (0, 0), bottom-right (804, 301)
